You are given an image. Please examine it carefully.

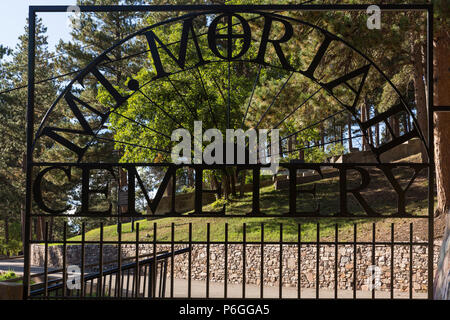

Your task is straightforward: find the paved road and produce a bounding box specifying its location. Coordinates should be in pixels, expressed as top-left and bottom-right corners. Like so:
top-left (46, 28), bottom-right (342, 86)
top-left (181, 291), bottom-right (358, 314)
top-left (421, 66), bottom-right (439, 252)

top-left (0, 258), bottom-right (426, 299)
top-left (0, 257), bottom-right (52, 276)
top-left (162, 278), bottom-right (427, 299)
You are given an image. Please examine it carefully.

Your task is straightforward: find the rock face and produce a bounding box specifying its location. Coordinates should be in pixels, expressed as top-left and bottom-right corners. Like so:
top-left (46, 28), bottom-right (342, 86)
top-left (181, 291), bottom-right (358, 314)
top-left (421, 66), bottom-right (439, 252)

top-left (31, 241), bottom-right (441, 294)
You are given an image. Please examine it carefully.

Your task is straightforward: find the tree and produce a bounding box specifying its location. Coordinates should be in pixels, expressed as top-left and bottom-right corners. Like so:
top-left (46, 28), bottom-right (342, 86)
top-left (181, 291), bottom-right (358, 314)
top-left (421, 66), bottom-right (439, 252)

top-left (0, 18), bottom-right (62, 246)
top-left (431, 0), bottom-right (450, 300)
top-left (106, 5), bottom-right (261, 199)
top-left (433, 1), bottom-right (450, 217)
top-left (52, 0), bottom-right (149, 228)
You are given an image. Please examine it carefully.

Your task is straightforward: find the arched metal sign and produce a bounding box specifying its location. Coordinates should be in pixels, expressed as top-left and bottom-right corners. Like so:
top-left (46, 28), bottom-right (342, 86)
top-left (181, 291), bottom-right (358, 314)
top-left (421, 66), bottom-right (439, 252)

top-left (23, 4), bottom-right (435, 300)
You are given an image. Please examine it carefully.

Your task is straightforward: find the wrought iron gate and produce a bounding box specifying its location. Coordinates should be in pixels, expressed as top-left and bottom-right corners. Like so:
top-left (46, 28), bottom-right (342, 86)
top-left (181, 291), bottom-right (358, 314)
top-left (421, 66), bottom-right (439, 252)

top-left (23, 4), bottom-right (437, 300)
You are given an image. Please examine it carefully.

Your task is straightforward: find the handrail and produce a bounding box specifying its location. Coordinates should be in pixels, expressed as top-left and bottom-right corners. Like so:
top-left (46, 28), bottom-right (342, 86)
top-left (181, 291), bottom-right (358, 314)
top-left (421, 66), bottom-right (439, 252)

top-left (30, 250), bottom-right (169, 280)
top-left (29, 247), bottom-right (190, 297)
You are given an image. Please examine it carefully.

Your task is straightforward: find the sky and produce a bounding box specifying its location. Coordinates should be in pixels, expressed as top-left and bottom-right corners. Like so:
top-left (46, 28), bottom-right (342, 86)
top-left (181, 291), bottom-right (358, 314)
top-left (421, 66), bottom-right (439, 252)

top-left (0, 0), bottom-right (76, 54)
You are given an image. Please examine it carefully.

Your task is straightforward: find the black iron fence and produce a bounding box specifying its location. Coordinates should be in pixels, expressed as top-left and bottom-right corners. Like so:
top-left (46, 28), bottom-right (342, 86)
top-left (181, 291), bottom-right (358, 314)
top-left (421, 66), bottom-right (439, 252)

top-left (27, 219), bottom-right (435, 300)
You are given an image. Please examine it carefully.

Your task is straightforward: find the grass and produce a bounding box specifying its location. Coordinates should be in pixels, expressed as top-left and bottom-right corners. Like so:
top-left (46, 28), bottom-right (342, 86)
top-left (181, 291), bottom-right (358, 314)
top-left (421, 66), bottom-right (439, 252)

top-left (0, 270), bottom-right (18, 281)
top-left (68, 166), bottom-right (431, 243)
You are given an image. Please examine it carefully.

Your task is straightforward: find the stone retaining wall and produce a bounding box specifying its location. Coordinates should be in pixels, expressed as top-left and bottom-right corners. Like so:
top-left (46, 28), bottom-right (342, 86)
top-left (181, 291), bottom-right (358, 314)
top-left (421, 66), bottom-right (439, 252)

top-left (32, 241), bottom-right (441, 293)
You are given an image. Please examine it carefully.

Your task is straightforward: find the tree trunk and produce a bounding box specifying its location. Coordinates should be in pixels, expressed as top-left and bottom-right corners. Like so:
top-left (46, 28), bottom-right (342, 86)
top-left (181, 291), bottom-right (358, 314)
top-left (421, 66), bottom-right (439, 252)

top-left (367, 105), bottom-right (374, 146)
top-left (4, 217), bottom-right (9, 256)
top-left (296, 134), bottom-right (305, 160)
top-left (21, 204), bottom-right (25, 250)
top-left (187, 167), bottom-right (194, 187)
top-left (223, 173), bottom-right (230, 200)
top-left (348, 115), bottom-right (353, 150)
top-left (288, 136), bottom-right (293, 156)
top-left (434, 28), bottom-right (450, 217)
top-left (374, 109), bottom-right (380, 147)
top-left (407, 115), bottom-right (411, 135)
top-left (433, 23), bottom-right (450, 301)
top-left (239, 170), bottom-right (246, 197)
top-left (402, 114), bottom-right (408, 135)
top-left (361, 104), bottom-right (369, 151)
top-left (230, 170), bottom-right (237, 197)
top-left (320, 123), bottom-right (325, 151)
top-left (412, 38), bottom-right (429, 162)
top-left (49, 216), bottom-right (54, 242)
top-left (119, 167), bottom-right (128, 214)
top-left (392, 116), bottom-right (400, 137)
top-left (36, 216), bottom-right (44, 242)
top-left (210, 174), bottom-right (221, 199)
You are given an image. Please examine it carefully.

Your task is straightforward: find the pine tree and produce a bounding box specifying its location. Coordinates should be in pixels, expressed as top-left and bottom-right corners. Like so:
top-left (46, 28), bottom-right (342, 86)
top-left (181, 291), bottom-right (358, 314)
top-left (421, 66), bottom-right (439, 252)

top-left (0, 18), bottom-right (60, 246)
top-left (53, 0), bottom-right (148, 228)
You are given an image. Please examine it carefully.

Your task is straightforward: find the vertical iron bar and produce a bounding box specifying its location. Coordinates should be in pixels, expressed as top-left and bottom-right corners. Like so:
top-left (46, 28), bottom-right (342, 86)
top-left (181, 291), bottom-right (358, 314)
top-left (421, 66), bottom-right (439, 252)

top-left (426, 4), bottom-right (434, 300)
top-left (62, 222), bottom-right (67, 298)
top-left (160, 262), bottom-right (164, 298)
top-left (142, 264), bottom-right (147, 298)
top-left (44, 222), bottom-right (48, 298)
top-left (188, 222), bottom-right (192, 299)
top-left (164, 260), bottom-right (168, 298)
top-left (316, 222), bottom-right (320, 299)
top-left (243, 223), bottom-right (246, 299)
top-left (157, 262), bottom-right (162, 297)
top-left (135, 223), bottom-right (140, 298)
top-left (409, 223), bottom-right (413, 299)
top-left (99, 223), bottom-right (104, 297)
top-left (206, 223), bottom-right (210, 299)
top-left (126, 269), bottom-right (130, 298)
top-left (372, 223), bottom-right (376, 299)
top-left (149, 250), bottom-right (153, 297)
top-left (120, 271), bottom-right (125, 298)
top-left (279, 223), bottom-right (283, 299)
top-left (353, 223), bottom-right (357, 299)
top-left (161, 260), bottom-right (168, 298)
top-left (152, 222), bottom-right (157, 298)
top-left (149, 262), bottom-right (154, 298)
top-left (335, 223), bottom-right (338, 299)
top-left (161, 261), bottom-right (165, 297)
top-left (117, 223), bottom-right (122, 298)
top-left (224, 223), bottom-right (228, 298)
top-left (81, 222), bottom-right (85, 298)
top-left (23, 7), bottom-right (36, 300)
top-left (391, 223), bottom-right (394, 299)
top-left (102, 276), bottom-right (106, 298)
top-left (108, 273), bottom-right (112, 297)
top-left (298, 223), bottom-right (301, 299)
top-left (260, 223), bottom-right (264, 299)
top-left (170, 223), bottom-right (175, 298)
top-left (227, 59), bottom-right (231, 129)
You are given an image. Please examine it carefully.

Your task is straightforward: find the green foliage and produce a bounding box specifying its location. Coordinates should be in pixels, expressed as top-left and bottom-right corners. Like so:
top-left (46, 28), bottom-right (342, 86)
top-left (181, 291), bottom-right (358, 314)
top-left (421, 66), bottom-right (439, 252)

top-left (0, 17), bottom-right (61, 245)
top-left (0, 271), bottom-right (18, 282)
top-left (326, 143), bottom-right (346, 158)
top-left (179, 185), bottom-right (195, 194)
top-left (211, 198), bottom-right (228, 209)
top-left (0, 239), bottom-right (22, 256)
